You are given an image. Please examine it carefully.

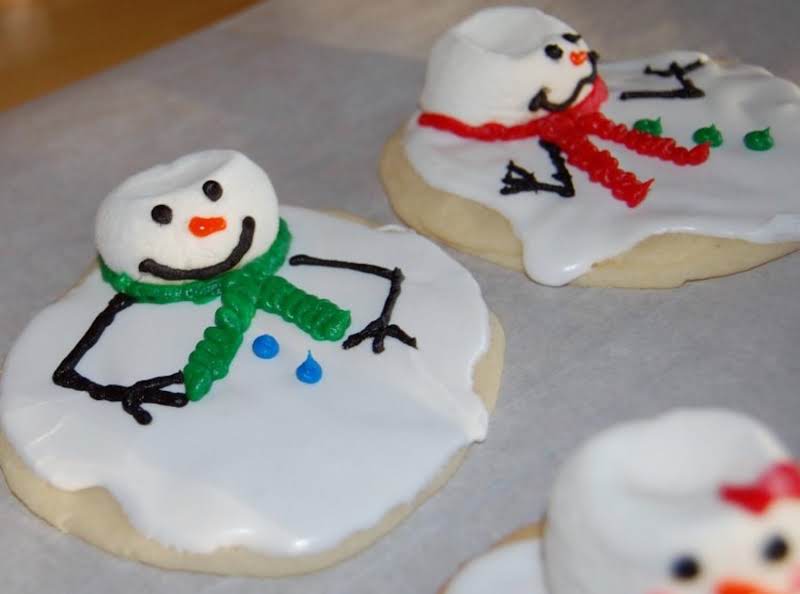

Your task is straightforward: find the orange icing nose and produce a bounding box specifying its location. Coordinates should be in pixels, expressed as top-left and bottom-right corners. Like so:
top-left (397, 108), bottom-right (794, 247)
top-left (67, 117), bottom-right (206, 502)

top-left (570, 50), bottom-right (588, 65)
top-left (716, 579), bottom-right (773, 594)
top-left (189, 216), bottom-right (227, 237)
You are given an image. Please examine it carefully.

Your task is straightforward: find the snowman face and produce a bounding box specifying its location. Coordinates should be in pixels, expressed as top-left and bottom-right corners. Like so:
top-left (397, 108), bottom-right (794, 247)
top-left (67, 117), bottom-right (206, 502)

top-left (542, 410), bottom-right (800, 594)
top-left (526, 32), bottom-right (598, 116)
top-left (420, 8), bottom-right (600, 126)
top-left (646, 501), bottom-right (800, 594)
top-left (96, 150), bottom-right (279, 282)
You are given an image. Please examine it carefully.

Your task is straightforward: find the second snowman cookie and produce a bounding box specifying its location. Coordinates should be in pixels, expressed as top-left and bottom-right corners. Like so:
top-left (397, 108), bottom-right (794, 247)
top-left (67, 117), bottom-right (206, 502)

top-left (0, 150), bottom-right (504, 576)
top-left (382, 6), bottom-right (800, 288)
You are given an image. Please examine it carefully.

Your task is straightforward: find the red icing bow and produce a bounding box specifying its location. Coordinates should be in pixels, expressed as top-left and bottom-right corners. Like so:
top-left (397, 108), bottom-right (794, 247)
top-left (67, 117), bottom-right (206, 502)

top-left (417, 77), bottom-right (710, 208)
top-left (719, 462), bottom-right (800, 515)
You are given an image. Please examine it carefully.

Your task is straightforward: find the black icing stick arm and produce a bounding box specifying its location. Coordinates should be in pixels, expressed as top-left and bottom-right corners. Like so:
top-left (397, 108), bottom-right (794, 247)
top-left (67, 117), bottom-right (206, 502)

top-left (501, 139), bottom-right (575, 198)
top-left (619, 59), bottom-right (706, 101)
top-left (288, 255), bottom-right (418, 353)
top-left (52, 293), bottom-right (188, 425)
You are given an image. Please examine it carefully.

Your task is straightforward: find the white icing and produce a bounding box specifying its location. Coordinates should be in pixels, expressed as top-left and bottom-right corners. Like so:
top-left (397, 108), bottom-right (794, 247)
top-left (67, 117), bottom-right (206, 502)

top-left (446, 539), bottom-right (545, 594)
top-left (420, 7), bottom-right (593, 126)
top-left (0, 206), bottom-right (491, 556)
top-left (96, 150), bottom-right (279, 281)
top-left (445, 410), bottom-right (800, 594)
top-left (406, 8), bottom-right (800, 286)
top-left (544, 409), bottom-right (800, 594)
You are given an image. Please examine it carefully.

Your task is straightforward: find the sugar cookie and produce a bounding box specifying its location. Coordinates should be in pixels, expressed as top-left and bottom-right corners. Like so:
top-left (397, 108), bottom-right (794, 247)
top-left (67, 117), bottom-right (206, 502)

top-left (0, 150), bottom-right (504, 576)
top-left (382, 7), bottom-right (800, 287)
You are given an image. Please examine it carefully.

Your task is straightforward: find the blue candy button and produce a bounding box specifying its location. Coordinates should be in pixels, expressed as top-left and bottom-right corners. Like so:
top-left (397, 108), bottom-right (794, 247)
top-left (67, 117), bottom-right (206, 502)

top-left (252, 334), bottom-right (280, 359)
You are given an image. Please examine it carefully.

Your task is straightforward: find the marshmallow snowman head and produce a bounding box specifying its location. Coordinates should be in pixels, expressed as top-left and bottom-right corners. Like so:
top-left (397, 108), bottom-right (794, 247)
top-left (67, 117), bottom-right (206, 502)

top-left (543, 409), bottom-right (800, 594)
top-left (96, 150), bottom-right (279, 283)
top-left (420, 7), bottom-right (597, 127)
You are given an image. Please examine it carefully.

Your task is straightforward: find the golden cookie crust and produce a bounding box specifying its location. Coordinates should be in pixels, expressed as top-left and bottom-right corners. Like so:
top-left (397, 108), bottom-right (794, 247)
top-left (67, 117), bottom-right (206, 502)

top-left (381, 129), bottom-right (799, 288)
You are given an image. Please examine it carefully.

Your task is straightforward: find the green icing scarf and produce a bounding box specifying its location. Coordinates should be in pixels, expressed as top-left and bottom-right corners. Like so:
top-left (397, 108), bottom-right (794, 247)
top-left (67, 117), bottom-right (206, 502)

top-left (100, 219), bottom-right (351, 401)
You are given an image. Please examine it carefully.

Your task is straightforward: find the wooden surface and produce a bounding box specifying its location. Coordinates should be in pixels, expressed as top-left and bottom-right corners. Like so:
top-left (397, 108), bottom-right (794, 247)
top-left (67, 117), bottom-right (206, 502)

top-left (0, 0), bottom-right (259, 111)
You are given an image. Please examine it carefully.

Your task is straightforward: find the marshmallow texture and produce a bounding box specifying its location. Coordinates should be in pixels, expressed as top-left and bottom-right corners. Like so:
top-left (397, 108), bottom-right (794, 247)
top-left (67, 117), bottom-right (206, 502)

top-left (95, 150), bottom-right (279, 282)
top-left (419, 6), bottom-right (594, 126)
top-left (543, 409), bottom-right (800, 594)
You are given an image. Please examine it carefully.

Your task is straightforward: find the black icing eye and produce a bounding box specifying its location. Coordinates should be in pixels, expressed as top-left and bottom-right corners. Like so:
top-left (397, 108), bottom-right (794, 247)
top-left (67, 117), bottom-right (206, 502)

top-left (544, 44), bottom-right (563, 61)
top-left (150, 204), bottom-right (172, 225)
top-left (562, 32), bottom-right (582, 43)
top-left (670, 555), bottom-right (701, 581)
top-left (762, 534), bottom-right (790, 563)
top-left (202, 179), bottom-right (223, 202)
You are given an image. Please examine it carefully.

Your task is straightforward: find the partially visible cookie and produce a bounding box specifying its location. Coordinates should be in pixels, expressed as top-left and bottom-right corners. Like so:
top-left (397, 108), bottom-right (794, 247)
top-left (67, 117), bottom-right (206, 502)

top-left (383, 6), bottom-right (800, 288)
top-left (439, 408), bottom-right (800, 594)
top-left (437, 523), bottom-right (543, 594)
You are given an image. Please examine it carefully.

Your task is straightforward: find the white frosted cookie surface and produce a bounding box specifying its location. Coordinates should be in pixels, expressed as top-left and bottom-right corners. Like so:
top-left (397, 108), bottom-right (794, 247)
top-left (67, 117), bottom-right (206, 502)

top-left (406, 51), bottom-right (800, 286)
top-left (445, 539), bottom-right (544, 594)
top-left (0, 206), bottom-right (491, 557)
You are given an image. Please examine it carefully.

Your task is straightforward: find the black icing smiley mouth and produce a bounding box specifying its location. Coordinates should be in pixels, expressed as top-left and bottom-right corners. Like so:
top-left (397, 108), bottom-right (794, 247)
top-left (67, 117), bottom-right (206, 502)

top-left (527, 48), bottom-right (599, 113)
top-left (138, 216), bottom-right (256, 281)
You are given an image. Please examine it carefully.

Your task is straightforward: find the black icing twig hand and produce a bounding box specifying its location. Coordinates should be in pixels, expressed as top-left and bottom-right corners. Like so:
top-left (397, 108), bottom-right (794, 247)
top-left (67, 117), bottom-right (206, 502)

top-left (87, 374), bottom-right (187, 425)
top-left (501, 140), bottom-right (575, 198)
top-left (289, 255), bottom-right (418, 354)
top-left (53, 294), bottom-right (187, 425)
top-left (341, 266), bottom-right (417, 353)
top-left (619, 59), bottom-right (706, 101)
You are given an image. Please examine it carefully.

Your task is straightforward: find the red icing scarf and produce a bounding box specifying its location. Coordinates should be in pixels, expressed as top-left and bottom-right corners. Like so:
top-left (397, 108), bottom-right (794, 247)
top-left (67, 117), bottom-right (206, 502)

top-left (417, 78), bottom-right (710, 208)
top-left (720, 461), bottom-right (800, 515)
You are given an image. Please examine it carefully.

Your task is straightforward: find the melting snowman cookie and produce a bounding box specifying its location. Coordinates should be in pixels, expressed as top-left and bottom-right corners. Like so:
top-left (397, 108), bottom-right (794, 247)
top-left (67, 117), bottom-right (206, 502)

top-left (0, 150), bottom-right (504, 576)
top-left (440, 409), bottom-right (800, 594)
top-left (382, 6), bottom-right (800, 287)
top-left (56, 150), bottom-right (418, 424)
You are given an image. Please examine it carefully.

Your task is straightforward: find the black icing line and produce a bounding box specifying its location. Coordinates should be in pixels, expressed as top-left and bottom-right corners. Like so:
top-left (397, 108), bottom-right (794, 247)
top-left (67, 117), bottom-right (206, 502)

top-left (500, 140), bottom-right (576, 198)
top-left (528, 51), bottom-right (600, 113)
top-left (139, 216), bottom-right (256, 281)
top-left (619, 59), bottom-right (706, 100)
top-left (52, 293), bottom-right (187, 425)
top-left (288, 255), bottom-right (417, 353)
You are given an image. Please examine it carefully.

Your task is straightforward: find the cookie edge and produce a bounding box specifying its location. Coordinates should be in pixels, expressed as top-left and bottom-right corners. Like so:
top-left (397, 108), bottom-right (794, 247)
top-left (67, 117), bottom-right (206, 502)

top-left (0, 212), bottom-right (506, 577)
top-left (381, 128), bottom-right (800, 288)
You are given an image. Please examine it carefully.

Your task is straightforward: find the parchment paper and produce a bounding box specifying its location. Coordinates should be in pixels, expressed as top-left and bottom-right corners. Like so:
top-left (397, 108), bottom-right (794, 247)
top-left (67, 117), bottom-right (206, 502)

top-left (1, 1), bottom-right (798, 592)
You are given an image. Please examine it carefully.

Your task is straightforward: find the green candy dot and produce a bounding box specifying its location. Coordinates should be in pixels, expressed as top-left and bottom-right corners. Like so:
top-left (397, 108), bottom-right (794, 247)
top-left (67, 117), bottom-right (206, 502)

top-left (633, 117), bottom-right (662, 136)
top-left (692, 124), bottom-right (723, 148)
top-left (744, 127), bottom-right (774, 151)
